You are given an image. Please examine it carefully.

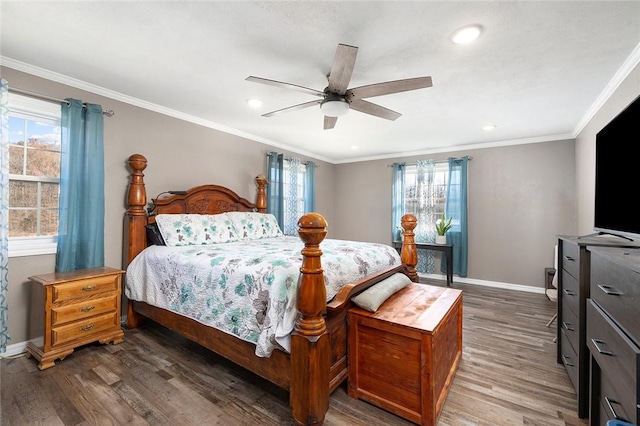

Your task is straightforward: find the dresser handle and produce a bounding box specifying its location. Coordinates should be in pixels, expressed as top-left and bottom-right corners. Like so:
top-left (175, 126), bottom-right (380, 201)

top-left (562, 321), bottom-right (574, 331)
top-left (597, 284), bottom-right (623, 296)
top-left (80, 306), bottom-right (95, 313)
top-left (81, 285), bottom-right (96, 291)
top-left (604, 397), bottom-right (625, 421)
top-left (562, 289), bottom-right (575, 296)
top-left (590, 338), bottom-right (613, 356)
top-left (561, 355), bottom-right (573, 367)
top-left (563, 256), bottom-right (575, 262)
top-left (81, 324), bottom-right (95, 331)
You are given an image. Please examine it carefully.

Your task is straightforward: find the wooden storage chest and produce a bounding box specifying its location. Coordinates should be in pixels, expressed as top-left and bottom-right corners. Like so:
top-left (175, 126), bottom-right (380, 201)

top-left (348, 283), bottom-right (462, 425)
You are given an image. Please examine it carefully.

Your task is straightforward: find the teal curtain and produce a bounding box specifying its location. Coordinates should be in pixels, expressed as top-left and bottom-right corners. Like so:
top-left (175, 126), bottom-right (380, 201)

top-left (0, 79), bottom-right (10, 352)
top-left (391, 163), bottom-right (405, 242)
top-left (266, 152), bottom-right (284, 229)
top-left (55, 99), bottom-right (105, 272)
top-left (444, 156), bottom-right (469, 277)
top-left (304, 160), bottom-right (316, 213)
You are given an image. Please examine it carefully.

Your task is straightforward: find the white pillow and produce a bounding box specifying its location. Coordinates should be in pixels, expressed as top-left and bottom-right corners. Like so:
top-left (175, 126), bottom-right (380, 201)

top-left (225, 212), bottom-right (283, 240)
top-left (351, 273), bottom-right (412, 312)
top-left (155, 213), bottom-right (239, 246)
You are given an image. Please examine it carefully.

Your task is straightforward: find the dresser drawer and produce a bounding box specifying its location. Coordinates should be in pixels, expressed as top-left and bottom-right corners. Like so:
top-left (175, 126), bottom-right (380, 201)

top-left (560, 294), bottom-right (579, 353)
top-left (51, 312), bottom-right (119, 347)
top-left (561, 270), bottom-right (580, 316)
top-left (599, 373), bottom-right (636, 424)
top-left (560, 327), bottom-right (579, 391)
top-left (52, 274), bottom-right (119, 303)
top-left (587, 299), bottom-right (639, 422)
top-left (51, 294), bottom-right (117, 326)
top-left (591, 253), bottom-right (640, 344)
top-left (561, 240), bottom-right (580, 280)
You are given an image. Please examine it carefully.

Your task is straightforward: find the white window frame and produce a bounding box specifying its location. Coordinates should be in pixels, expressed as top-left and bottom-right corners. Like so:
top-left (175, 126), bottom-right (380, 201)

top-left (7, 94), bottom-right (61, 258)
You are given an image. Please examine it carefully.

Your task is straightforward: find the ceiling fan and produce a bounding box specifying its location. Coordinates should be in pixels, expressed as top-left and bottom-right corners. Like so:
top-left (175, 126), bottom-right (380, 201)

top-left (246, 43), bottom-right (433, 130)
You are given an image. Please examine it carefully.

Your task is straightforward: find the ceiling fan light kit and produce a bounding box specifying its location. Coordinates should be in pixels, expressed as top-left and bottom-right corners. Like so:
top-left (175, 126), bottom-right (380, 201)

top-left (246, 43), bottom-right (433, 129)
top-left (320, 98), bottom-right (349, 117)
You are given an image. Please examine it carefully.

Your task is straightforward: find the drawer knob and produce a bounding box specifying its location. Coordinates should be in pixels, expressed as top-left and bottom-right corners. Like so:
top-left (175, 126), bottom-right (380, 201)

top-left (81, 285), bottom-right (96, 291)
top-left (81, 324), bottom-right (95, 331)
top-left (597, 284), bottom-right (623, 296)
top-left (591, 338), bottom-right (614, 356)
top-left (561, 354), bottom-right (574, 367)
top-left (80, 306), bottom-right (95, 313)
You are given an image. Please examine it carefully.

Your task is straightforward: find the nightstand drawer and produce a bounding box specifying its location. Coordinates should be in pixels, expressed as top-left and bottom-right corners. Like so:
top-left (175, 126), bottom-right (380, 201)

top-left (52, 275), bottom-right (118, 303)
top-left (52, 313), bottom-right (119, 347)
top-left (51, 295), bottom-right (117, 326)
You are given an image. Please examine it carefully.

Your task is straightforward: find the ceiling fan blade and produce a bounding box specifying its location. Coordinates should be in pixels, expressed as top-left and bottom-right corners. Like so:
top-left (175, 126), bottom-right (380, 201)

top-left (327, 44), bottom-right (358, 95)
top-left (262, 100), bottom-right (322, 117)
top-left (324, 116), bottom-right (338, 130)
top-left (349, 99), bottom-right (402, 121)
top-left (246, 76), bottom-right (324, 97)
top-left (347, 76), bottom-right (433, 100)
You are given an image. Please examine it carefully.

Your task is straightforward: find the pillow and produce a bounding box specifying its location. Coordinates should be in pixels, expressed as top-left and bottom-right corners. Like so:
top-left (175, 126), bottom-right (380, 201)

top-left (226, 212), bottom-right (283, 240)
top-left (351, 273), bottom-right (411, 312)
top-left (155, 213), bottom-right (239, 246)
top-left (145, 222), bottom-right (166, 246)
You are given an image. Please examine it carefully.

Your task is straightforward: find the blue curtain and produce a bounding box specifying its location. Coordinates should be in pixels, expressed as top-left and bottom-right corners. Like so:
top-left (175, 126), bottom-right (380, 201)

top-left (391, 163), bottom-right (405, 242)
top-left (305, 160), bottom-right (316, 213)
top-left (0, 79), bottom-right (10, 352)
top-left (55, 99), bottom-right (105, 272)
top-left (444, 156), bottom-right (469, 277)
top-left (266, 152), bottom-right (284, 229)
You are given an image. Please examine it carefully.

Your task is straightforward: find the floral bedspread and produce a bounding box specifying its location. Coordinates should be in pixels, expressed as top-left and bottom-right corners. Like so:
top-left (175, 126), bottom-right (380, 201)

top-left (125, 236), bottom-right (400, 357)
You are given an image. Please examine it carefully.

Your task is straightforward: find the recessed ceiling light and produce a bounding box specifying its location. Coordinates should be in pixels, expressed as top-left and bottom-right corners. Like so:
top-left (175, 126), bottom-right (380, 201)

top-left (247, 98), bottom-right (263, 108)
top-left (351, 145), bottom-right (359, 150)
top-left (451, 25), bottom-right (483, 44)
top-left (482, 124), bottom-right (496, 131)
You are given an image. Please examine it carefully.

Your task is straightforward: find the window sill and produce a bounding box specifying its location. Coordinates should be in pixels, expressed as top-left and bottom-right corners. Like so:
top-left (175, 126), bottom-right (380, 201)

top-left (8, 237), bottom-right (57, 258)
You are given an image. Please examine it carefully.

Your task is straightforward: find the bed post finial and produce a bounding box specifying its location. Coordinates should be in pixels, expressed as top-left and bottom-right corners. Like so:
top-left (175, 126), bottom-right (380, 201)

top-left (255, 174), bottom-right (267, 213)
top-left (291, 212), bottom-right (329, 426)
top-left (401, 214), bottom-right (419, 282)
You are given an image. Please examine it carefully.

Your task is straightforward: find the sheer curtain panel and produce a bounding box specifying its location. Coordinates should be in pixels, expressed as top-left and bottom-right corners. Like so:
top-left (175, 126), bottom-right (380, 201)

top-left (0, 79), bottom-right (10, 352)
top-left (55, 99), bottom-right (105, 272)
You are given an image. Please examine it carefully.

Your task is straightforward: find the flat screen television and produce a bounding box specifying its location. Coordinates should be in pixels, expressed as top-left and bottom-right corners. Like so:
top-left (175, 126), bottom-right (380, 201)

top-left (594, 93), bottom-right (640, 241)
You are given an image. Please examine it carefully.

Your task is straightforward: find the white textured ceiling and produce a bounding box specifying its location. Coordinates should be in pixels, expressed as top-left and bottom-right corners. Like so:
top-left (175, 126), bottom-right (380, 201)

top-left (2, 1), bottom-right (640, 163)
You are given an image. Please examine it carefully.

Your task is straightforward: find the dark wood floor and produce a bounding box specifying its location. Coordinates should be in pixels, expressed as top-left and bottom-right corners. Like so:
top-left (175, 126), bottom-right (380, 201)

top-left (1, 281), bottom-right (588, 426)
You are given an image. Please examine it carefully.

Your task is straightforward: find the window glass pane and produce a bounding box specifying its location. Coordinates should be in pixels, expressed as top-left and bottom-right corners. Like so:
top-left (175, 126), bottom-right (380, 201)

top-left (41, 209), bottom-right (59, 236)
top-left (26, 148), bottom-right (60, 177)
top-left (9, 181), bottom-right (37, 208)
top-left (41, 182), bottom-right (59, 207)
top-left (8, 116), bottom-right (26, 143)
top-left (9, 210), bottom-right (37, 237)
top-left (9, 145), bottom-right (24, 174)
top-left (26, 120), bottom-right (61, 151)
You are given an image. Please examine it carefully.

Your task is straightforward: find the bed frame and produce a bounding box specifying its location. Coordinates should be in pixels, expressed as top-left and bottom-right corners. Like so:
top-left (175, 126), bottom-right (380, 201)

top-left (123, 153), bottom-right (419, 425)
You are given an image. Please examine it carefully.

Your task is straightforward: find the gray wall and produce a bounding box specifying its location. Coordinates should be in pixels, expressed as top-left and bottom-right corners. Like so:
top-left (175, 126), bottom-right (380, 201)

top-left (332, 141), bottom-right (576, 287)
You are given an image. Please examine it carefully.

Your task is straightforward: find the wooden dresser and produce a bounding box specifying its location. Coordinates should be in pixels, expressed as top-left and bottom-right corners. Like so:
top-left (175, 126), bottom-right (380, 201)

top-left (26, 267), bottom-right (125, 370)
top-left (587, 246), bottom-right (640, 425)
top-left (556, 236), bottom-right (640, 418)
top-left (347, 283), bottom-right (462, 426)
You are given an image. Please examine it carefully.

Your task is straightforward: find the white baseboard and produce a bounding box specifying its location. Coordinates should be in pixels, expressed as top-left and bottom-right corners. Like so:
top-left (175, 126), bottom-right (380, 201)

top-left (0, 337), bottom-right (42, 359)
top-left (419, 273), bottom-right (545, 294)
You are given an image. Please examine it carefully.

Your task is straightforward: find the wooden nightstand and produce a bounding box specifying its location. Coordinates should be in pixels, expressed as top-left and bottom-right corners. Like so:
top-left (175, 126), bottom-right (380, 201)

top-left (26, 266), bottom-right (125, 370)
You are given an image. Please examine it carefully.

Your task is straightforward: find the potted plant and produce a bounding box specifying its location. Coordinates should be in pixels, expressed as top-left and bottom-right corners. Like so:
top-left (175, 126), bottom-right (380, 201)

top-left (435, 213), bottom-right (452, 244)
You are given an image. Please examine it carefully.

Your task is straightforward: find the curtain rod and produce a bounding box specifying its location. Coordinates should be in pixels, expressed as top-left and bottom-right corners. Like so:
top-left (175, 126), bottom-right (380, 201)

top-left (388, 156), bottom-right (473, 167)
top-left (9, 87), bottom-right (115, 117)
top-left (266, 152), bottom-right (317, 167)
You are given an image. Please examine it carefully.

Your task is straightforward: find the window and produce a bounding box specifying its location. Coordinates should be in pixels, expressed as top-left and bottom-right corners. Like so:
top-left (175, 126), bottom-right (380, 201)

top-left (7, 94), bottom-right (61, 257)
top-left (403, 162), bottom-right (449, 224)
